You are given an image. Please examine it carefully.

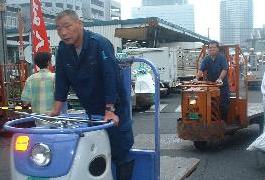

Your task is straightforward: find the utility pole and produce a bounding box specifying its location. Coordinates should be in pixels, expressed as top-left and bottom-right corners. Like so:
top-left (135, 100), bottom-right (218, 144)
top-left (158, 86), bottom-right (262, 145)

top-left (0, 0), bottom-right (7, 65)
top-left (0, 0), bottom-right (7, 113)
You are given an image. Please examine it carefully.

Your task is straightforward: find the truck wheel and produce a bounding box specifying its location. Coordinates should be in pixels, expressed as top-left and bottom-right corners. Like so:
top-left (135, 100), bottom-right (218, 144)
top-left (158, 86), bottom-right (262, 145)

top-left (194, 141), bottom-right (208, 150)
top-left (166, 88), bottom-right (170, 95)
top-left (164, 84), bottom-right (170, 95)
top-left (161, 82), bottom-right (170, 95)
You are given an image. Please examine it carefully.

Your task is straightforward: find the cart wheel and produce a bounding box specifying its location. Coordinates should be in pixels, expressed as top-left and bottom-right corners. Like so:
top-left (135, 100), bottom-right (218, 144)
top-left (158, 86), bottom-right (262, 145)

top-left (194, 141), bottom-right (208, 150)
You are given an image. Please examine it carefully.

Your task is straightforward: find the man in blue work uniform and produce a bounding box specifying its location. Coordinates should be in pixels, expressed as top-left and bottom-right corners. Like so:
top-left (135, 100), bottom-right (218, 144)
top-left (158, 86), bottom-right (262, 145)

top-left (195, 40), bottom-right (230, 121)
top-left (49, 10), bottom-right (134, 179)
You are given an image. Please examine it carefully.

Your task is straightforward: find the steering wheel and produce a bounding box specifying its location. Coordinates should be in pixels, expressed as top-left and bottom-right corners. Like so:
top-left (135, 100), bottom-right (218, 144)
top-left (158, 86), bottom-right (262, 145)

top-left (3, 112), bottom-right (114, 134)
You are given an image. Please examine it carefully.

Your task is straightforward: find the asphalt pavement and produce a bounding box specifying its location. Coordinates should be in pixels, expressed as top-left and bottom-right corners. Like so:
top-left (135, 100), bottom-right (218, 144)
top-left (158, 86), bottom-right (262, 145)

top-left (1, 89), bottom-right (265, 180)
top-left (132, 90), bottom-right (265, 180)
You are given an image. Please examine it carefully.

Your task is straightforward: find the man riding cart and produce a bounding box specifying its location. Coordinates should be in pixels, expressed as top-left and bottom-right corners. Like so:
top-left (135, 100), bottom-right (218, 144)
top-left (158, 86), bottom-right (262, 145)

top-left (177, 42), bottom-right (264, 150)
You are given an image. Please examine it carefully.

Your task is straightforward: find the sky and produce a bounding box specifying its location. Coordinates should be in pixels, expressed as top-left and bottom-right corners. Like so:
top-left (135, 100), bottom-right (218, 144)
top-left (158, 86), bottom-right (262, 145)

top-left (119, 0), bottom-right (265, 41)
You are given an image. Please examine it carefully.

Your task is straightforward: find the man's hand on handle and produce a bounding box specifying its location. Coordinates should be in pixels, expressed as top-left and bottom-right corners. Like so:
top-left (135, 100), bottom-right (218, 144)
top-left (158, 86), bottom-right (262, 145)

top-left (48, 101), bottom-right (64, 116)
top-left (104, 111), bottom-right (119, 126)
top-left (216, 78), bottom-right (223, 85)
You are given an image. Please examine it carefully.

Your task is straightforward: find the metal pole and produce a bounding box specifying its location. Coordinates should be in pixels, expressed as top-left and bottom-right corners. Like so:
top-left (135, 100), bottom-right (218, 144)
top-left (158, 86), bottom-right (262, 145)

top-left (128, 58), bottom-right (160, 180)
top-left (0, 0), bottom-right (7, 66)
top-left (0, 0), bottom-right (7, 86)
top-left (153, 27), bottom-right (158, 48)
top-left (0, 0), bottom-right (8, 113)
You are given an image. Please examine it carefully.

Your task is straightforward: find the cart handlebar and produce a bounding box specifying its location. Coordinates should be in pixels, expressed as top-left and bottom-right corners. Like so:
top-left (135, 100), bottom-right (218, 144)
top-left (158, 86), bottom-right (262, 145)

top-left (178, 81), bottom-right (223, 88)
top-left (3, 113), bottom-right (114, 134)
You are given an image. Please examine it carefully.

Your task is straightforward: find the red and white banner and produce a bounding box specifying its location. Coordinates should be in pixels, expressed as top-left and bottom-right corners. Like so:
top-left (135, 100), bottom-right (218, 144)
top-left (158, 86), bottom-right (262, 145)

top-left (31, 0), bottom-right (54, 71)
top-left (31, 0), bottom-right (50, 55)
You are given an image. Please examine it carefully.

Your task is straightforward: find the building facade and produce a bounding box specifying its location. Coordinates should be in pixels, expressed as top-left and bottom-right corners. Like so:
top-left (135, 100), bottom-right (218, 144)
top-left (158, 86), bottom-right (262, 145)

top-left (132, 4), bottom-right (194, 31)
top-left (5, 1), bottom-right (121, 62)
top-left (175, 0), bottom-right (187, 5)
top-left (81, 0), bottom-right (121, 20)
top-left (142, 0), bottom-right (177, 6)
top-left (110, 0), bottom-right (121, 20)
top-left (142, 0), bottom-right (188, 6)
top-left (5, 5), bottom-right (20, 30)
top-left (3, 4), bottom-right (58, 62)
top-left (82, 0), bottom-right (109, 20)
top-left (6, 0), bottom-right (121, 22)
top-left (220, 0), bottom-right (253, 47)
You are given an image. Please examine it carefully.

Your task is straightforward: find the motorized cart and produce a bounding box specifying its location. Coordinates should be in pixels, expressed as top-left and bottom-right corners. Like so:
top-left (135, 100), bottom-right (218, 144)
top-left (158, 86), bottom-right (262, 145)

top-left (177, 44), bottom-right (264, 149)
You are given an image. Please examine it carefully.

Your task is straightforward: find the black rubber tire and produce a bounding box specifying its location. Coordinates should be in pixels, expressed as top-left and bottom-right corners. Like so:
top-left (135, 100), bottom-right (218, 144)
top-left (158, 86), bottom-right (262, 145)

top-left (194, 141), bottom-right (208, 150)
top-left (166, 88), bottom-right (170, 95)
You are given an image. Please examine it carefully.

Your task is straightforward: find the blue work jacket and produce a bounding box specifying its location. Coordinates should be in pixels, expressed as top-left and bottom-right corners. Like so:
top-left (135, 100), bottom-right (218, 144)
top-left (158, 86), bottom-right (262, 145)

top-left (55, 30), bottom-right (131, 130)
top-left (200, 53), bottom-right (229, 86)
top-left (200, 53), bottom-right (230, 105)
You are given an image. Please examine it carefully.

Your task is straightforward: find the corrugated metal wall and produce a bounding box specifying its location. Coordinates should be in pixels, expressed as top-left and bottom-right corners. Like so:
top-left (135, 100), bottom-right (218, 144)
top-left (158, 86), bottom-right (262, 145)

top-left (86, 24), bottom-right (122, 52)
top-left (47, 24), bottom-right (122, 52)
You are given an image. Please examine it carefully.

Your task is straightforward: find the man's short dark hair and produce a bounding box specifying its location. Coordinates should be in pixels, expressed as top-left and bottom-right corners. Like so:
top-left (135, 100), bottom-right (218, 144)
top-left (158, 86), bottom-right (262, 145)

top-left (55, 9), bottom-right (80, 22)
top-left (34, 52), bottom-right (51, 69)
top-left (208, 40), bottom-right (220, 48)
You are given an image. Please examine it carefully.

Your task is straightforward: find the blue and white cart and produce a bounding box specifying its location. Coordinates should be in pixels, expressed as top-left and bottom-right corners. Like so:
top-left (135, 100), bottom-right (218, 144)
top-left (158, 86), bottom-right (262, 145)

top-left (4, 58), bottom-right (182, 180)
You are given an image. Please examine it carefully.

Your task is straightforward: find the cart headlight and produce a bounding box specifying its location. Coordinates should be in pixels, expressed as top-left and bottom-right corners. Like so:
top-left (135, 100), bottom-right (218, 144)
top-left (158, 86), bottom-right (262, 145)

top-left (189, 99), bottom-right (197, 105)
top-left (30, 143), bottom-right (51, 166)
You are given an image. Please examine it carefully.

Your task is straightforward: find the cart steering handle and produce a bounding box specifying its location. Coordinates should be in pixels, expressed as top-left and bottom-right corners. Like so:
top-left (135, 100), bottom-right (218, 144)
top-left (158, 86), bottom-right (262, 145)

top-left (178, 81), bottom-right (223, 88)
top-left (3, 115), bottom-right (114, 134)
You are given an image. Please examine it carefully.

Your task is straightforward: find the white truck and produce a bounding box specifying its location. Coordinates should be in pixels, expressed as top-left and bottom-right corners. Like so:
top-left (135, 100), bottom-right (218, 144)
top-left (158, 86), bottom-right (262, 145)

top-left (123, 47), bottom-right (179, 95)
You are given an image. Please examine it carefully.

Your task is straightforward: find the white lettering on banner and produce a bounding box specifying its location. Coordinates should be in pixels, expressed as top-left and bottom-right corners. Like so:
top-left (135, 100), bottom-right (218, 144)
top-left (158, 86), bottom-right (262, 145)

top-left (34, 31), bottom-right (44, 52)
top-left (32, 0), bottom-right (40, 26)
